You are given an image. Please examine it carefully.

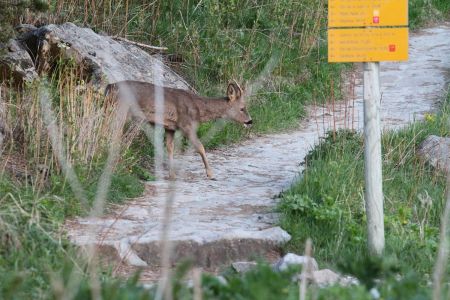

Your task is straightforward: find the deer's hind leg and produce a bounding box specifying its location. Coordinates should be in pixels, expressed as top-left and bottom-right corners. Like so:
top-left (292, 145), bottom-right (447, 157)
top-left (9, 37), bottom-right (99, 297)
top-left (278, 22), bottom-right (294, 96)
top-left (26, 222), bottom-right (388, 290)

top-left (165, 129), bottom-right (176, 180)
top-left (184, 127), bottom-right (214, 180)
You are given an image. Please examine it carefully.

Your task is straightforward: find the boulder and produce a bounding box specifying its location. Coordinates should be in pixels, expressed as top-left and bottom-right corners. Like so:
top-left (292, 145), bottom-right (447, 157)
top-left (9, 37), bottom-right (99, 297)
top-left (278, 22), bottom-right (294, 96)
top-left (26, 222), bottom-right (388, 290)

top-left (0, 22), bottom-right (193, 92)
top-left (0, 39), bottom-right (38, 83)
top-left (417, 135), bottom-right (450, 174)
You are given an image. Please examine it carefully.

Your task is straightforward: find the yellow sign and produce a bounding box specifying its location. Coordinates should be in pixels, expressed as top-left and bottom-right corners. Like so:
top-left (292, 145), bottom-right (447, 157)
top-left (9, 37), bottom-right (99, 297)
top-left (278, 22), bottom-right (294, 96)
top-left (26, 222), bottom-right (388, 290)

top-left (328, 0), bottom-right (408, 27)
top-left (328, 28), bottom-right (408, 62)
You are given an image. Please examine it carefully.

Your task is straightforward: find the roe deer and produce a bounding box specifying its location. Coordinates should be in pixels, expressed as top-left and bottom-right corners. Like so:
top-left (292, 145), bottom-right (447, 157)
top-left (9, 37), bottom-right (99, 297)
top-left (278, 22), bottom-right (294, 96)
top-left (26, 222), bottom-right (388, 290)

top-left (106, 80), bottom-right (252, 179)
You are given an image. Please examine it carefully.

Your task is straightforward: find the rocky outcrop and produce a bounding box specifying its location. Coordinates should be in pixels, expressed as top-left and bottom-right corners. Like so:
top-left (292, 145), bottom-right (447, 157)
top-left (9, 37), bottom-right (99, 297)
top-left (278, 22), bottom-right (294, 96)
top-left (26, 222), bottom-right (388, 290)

top-left (418, 135), bottom-right (450, 174)
top-left (0, 22), bottom-right (193, 92)
top-left (0, 39), bottom-right (38, 84)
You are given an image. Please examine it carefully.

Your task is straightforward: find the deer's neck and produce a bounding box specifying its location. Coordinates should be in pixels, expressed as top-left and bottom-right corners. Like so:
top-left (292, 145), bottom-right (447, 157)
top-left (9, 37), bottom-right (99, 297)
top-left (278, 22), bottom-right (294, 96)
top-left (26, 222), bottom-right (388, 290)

top-left (197, 96), bottom-right (230, 122)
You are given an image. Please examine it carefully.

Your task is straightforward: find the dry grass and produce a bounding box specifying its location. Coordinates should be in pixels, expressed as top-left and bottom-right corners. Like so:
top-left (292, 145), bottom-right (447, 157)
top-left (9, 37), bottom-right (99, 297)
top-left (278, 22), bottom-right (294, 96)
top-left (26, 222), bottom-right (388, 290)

top-left (0, 64), bottom-right (141, 186)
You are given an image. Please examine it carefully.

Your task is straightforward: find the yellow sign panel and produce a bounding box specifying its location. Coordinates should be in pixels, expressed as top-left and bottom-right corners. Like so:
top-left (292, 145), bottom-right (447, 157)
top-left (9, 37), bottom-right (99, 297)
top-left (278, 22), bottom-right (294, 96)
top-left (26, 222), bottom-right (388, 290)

top-left (328, 0), bottom-right (408, 27)
top-left (328, 28), bottom-right (408, 62)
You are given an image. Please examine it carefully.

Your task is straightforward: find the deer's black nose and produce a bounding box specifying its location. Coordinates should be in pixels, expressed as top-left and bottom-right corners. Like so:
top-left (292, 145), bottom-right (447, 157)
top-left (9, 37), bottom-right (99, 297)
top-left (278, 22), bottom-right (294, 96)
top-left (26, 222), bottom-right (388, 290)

top-left (245, 120), bottom-right (253, 125)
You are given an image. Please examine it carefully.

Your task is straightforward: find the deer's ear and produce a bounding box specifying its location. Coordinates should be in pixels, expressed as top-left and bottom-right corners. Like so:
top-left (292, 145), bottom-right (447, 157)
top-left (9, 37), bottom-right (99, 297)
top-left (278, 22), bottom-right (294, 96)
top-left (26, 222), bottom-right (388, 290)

top-left (227, 83), bottom-right (241, 102)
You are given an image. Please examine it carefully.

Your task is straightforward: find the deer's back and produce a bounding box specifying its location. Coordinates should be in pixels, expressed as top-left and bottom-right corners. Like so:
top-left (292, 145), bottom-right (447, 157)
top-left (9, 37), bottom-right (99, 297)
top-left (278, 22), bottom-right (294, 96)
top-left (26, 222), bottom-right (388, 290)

top-left (109, 81), bottom-right (201, 131)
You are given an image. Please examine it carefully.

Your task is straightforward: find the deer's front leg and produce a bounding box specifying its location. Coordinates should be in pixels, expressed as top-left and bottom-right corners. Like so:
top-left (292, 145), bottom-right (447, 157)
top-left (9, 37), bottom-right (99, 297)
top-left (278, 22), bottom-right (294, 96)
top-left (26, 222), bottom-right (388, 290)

top-left (186, 128), bottom-right (214, 180)
top-left (165, 129), bottom-right (176, 180)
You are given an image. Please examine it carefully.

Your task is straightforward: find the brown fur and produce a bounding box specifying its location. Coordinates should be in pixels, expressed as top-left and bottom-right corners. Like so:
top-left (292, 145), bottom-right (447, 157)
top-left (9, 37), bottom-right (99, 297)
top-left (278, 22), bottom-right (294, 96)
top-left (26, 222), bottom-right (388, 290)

top-left (106, 80), bottom-right (252, 179)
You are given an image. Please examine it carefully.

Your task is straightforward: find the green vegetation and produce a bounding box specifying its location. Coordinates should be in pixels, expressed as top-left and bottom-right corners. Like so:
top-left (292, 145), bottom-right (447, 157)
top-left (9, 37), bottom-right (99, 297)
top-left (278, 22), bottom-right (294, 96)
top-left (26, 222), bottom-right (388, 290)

top-left (0, 75), bottom-right (144, 297)
top-left (0, 0), bottom-right (339, 296)
top-left (409, 0), bottom-right (450, 28)
top-left (1, 0), bottom-right (449, 299)
top-left (279, 91), bottom-right (450, 297)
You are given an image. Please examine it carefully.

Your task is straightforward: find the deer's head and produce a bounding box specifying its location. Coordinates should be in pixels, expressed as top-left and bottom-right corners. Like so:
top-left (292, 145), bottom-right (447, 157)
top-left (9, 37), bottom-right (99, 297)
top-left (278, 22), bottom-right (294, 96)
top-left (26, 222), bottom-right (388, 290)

top-left (225, 82), bottom-right (253, 128)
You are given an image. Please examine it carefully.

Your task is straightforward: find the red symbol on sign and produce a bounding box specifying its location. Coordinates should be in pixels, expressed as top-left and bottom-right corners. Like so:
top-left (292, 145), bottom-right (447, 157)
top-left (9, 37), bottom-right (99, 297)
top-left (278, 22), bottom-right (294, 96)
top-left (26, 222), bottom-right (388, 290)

top-left (373, 16), bottom-right (380, 24)
top-left (389, 44), bottom-right (396, 52)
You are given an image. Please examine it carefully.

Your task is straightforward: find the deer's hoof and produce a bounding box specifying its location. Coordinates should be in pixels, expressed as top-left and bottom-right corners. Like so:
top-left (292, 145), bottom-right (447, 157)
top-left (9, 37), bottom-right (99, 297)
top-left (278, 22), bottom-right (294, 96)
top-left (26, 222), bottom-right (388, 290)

top-left (207, 171), bottom-right (216, 180)
top-left (207, 174), bottom-right (217, 180)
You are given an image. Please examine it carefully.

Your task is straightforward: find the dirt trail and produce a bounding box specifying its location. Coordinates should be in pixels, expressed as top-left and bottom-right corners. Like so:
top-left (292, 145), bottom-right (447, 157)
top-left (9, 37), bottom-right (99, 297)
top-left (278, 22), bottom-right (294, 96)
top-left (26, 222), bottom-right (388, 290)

top-left (66, 23), bottom-right (450, 278)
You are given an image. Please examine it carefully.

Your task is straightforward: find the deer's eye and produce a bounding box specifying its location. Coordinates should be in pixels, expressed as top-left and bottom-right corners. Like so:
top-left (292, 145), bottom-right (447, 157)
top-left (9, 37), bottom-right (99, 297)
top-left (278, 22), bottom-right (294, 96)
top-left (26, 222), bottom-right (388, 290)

top-left (240, 108), bottom-right (245, 112)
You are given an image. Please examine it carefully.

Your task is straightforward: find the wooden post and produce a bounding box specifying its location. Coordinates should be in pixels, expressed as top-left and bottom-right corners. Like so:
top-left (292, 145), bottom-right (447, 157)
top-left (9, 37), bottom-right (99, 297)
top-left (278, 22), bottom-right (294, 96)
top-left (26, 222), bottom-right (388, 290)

top-left (363, 61), bottom-right (385, 256)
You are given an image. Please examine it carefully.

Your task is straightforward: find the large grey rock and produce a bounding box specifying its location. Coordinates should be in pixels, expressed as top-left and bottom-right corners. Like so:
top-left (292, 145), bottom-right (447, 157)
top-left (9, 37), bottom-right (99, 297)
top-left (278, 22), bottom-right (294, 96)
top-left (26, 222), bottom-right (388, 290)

top-left (418, 135), bottom-right (450, 174)
top-left (1, 23), bottom-right (193, 92)
top-left (0, 39), bottom-right (38, 83)
top-left (38, 23), bottom-right (192, 91)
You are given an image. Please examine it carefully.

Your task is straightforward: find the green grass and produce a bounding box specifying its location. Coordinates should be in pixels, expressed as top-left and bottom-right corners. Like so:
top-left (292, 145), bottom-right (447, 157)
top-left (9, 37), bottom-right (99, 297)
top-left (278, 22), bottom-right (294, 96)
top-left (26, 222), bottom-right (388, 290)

top-left (1, 72), bottom-right (145, 297)
top-left (0, 160), bottom-right (144, 298)
top-left (279, 92), bottom-right (450, 283)
top-left (199, 45), bottom-right (347, 147)
top-left (409, 0), bottom-right (450, 29)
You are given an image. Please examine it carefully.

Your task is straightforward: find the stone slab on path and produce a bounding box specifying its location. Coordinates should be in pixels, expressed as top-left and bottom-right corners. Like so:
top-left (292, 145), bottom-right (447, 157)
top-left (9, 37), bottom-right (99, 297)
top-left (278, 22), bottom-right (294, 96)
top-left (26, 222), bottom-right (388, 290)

top-left (66, 23), bottom-right (450, 276)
